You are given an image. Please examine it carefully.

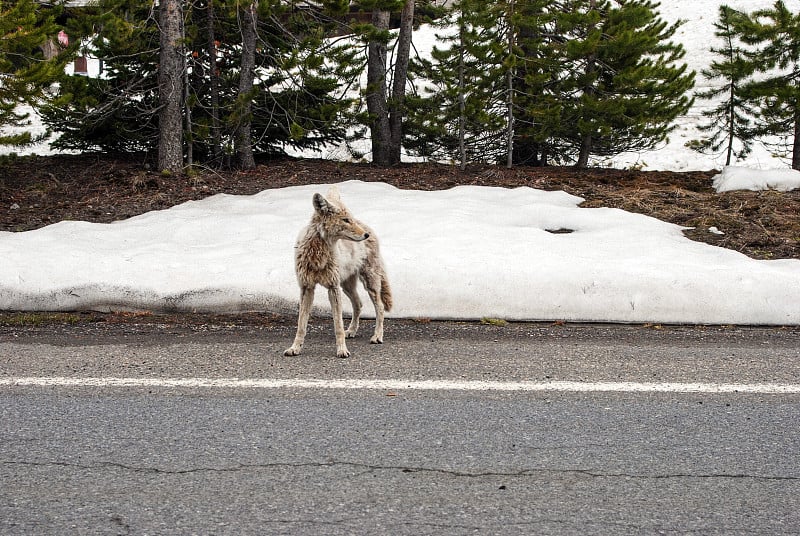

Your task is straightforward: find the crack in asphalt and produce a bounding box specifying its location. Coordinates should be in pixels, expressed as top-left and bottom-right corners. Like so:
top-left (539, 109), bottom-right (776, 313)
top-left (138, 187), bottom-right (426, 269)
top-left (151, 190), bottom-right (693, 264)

top-left (4, 459), bottom-right (798, 482)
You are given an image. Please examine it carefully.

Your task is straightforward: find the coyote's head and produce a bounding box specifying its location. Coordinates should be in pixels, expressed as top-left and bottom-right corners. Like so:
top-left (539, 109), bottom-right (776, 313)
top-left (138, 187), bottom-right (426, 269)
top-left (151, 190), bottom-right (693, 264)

top-left (312, 186), bottom-right (369, 242)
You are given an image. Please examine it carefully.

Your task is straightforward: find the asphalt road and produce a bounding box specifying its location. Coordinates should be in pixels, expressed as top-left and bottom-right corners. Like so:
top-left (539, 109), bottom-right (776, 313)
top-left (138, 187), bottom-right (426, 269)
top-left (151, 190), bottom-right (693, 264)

top-left (1, 319), bottom-right (799, 535)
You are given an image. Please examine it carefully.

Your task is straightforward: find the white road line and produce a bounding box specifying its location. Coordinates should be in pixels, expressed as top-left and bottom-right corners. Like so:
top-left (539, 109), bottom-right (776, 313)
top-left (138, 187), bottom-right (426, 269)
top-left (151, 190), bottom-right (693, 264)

top-left (1, 377), bottom-right (799, 394)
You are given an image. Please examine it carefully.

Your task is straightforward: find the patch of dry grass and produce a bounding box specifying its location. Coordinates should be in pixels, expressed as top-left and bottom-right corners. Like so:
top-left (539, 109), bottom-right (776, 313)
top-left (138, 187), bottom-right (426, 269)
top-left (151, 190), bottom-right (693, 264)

top-left (565, 173), bottom-right (799, 260)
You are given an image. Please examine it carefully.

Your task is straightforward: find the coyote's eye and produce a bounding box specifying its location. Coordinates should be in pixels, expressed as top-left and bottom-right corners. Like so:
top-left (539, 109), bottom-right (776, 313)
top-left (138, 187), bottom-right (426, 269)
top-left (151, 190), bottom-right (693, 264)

top-left (342, 218), bottom-right (351, 223)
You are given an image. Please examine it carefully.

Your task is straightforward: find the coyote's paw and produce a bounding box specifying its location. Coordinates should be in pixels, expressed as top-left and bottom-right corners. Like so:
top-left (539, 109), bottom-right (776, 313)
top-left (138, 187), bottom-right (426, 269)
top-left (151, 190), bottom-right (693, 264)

top-left (345, 329), bottom-right (357, 339)
top-left (370, 334), bottom-right (383, 344)
top-left (336, 347), bottom-right (351, 358)
top-left (284, 346), bottom-right (302, 356)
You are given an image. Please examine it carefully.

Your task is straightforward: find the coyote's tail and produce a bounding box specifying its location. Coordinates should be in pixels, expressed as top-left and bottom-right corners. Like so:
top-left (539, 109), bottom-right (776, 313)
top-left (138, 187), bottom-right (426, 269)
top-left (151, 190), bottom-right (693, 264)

top-left (381, 272), bottom-right (393, 312)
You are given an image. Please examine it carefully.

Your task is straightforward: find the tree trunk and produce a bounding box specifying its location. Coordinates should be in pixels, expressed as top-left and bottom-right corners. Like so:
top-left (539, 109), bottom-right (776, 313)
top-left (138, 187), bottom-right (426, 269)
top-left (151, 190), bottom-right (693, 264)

top-left (367, 1), bottom-right (414, 166)
top-left (208, 0), bottom-right (222, 162)
top-left (235, 1), bottom-right (257, 170)
top-left (506, 0), bottom-right (515, 169)
top-left (157, 0), bottom-right (185, 175)
top-left (184, 53), bottom-right (192, 167)
top-left (793, 107), bottom-right (800, 171)
top-left (458, 14), bottom-right (467, 171)
top-left (576, 0), bottom-right (598, 169)
top-left (366, 10), bottom-right (392, 165)
top-left (387, 0), bottom-right (414, 164)
top-left (726, 81), bottom-right (735, 166)
top-left (576, 133), bottom-right (592, 168)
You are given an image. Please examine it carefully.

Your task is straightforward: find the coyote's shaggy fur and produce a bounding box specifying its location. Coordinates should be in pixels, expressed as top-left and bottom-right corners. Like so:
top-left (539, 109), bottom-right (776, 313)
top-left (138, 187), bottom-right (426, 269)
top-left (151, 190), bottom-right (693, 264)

top-left (284, 186), bottom-right (392, 358)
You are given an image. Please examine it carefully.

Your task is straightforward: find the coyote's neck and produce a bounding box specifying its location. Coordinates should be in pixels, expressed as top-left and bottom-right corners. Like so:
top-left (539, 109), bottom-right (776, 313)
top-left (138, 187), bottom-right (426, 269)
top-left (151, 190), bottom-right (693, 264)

top-left (295, 225), bottom-right (339, 288)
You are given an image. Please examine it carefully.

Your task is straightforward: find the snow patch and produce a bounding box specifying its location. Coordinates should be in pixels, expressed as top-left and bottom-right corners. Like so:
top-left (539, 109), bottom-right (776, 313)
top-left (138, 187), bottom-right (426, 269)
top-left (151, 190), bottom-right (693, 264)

top-left (712, 166), bottom-right (800, 193)
top-left (1, 181), bottom-right (798, 325)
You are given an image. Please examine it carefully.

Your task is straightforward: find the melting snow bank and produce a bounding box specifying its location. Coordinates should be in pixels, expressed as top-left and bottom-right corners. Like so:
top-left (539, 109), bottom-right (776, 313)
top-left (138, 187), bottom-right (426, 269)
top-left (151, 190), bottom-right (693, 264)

top-left (713, 166), bottom-right (800, 193)
top-left (1, 181), bottom-right (799, 325)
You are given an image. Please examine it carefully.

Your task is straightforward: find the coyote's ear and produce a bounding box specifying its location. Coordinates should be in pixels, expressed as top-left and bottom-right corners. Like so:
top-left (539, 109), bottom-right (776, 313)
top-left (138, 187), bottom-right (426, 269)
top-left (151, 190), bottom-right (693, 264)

top-left (313, 193), bottom-right (336, 215)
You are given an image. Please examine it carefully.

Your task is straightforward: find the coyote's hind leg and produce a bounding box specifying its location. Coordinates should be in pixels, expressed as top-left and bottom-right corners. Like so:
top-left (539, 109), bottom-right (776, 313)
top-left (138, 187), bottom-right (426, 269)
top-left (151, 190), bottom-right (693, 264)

top-left (341, 274), bottom-right (362, 339)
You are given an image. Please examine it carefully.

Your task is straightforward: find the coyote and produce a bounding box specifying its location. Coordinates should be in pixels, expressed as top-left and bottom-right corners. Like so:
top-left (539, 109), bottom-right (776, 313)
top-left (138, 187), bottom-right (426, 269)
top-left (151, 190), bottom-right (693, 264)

top-left (284, 186), bottom-right (392, 358)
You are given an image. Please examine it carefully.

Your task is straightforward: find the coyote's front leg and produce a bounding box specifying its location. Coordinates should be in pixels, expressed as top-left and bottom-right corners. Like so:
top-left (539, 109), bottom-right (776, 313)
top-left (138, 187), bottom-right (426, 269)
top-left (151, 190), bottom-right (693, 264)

top-left (284, 286), bottom-right (314, 356)
top-left (328, 286), bottom-right (351, 358)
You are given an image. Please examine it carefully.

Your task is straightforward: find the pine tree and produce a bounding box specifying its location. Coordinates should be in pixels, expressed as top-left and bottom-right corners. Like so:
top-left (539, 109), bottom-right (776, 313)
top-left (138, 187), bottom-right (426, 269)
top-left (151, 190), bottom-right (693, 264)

top-left (736, 0), bottom-right (800, 170)
top-left (0, 0), bottom-right (67, 148)
top-left (39, 0), bottom-right (162, 153)
top-left (405, 0), bottom-right (509, 167)
top-left (694, 5), bottom-right (757, 166)
top-left (557, 0), bottom-right (695, 168)
top-left (510, 0), bottom-right (562, 166)
top-left (40, 0), bottom-right (358, 166)
top-left (407, 0), bottom-right (694, 169)
top-left (405, 0), bottom-right (562, 168)
top-left (246, 0), bottom-right (360, 158)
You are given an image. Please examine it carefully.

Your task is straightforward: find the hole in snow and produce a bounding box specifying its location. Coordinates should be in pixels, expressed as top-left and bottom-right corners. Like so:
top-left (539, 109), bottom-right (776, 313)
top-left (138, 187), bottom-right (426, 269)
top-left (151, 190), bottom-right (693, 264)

top-left (545, 228), bottom-right (575, 234)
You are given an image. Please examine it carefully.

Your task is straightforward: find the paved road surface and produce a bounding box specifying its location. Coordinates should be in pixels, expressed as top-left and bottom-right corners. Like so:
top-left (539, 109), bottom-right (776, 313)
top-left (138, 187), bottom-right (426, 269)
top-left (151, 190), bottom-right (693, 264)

top-left (1, 320), bottom-right (799, 534)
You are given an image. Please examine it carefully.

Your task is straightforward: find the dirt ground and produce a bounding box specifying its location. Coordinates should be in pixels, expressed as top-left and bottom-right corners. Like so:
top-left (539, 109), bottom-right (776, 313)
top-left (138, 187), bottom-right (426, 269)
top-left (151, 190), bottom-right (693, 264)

top-left (1, 153), bottom-right (798, 261)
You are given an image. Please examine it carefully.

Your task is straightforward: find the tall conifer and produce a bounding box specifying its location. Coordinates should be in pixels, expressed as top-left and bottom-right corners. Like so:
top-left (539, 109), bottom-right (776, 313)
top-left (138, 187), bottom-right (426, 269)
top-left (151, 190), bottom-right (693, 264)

top-left (694, 5), bottom-right (757, 166)
top-left (405, 0), bottom-right (509, 167)
top-left (406, 0), bottom-right (694, 168)
top-left (736, 0), bottom-right (800, 169)
top-left (40, 0), bottom-right (162, 153)
top-left (558, 0), bottom-right (695, 168)
top-left (0, 0), bottom-right (66, 148)
top-left (40, 0), bottom-right (357, 165)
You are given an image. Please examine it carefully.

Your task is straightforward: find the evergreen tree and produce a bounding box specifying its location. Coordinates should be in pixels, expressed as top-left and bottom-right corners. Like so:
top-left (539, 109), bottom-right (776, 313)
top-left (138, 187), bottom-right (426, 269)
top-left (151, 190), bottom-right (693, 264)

top-left (510, 0), bottom-right (563, 166)
top-left (186, 0), bottom-right (358, 164)
top-left (406, 0), bottom-right (560, 168)
top-left (736, 0), bottom-right (800, 170)
top-left (406, 0), bottom-right (694, 168)
top-left (40, 0), bottom-right (357, 166)
top-left (694, 5), bottom-right (757, 166)
top-left (557, 0), bottom-right (695, 168)
top-left (40, 0), bottom-right (162, 153)
top-left (247, 1), bottom-right (361, 158)
top-left (0, 0), bottom-right (67, 148)
top-left (405, 0), bottom-right (509, 167)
